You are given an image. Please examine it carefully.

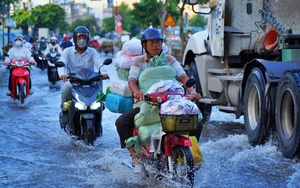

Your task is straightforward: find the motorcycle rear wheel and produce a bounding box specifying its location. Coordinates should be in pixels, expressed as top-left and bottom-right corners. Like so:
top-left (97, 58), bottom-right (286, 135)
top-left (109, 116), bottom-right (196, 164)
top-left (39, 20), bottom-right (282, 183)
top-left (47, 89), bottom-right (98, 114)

top-left (172, 146), bottom-right (194, 186)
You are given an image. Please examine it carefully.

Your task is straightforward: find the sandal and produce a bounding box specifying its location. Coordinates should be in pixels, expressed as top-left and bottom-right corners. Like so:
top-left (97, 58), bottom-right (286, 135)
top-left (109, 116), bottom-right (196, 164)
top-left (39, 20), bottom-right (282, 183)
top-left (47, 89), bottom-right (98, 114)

top-left (132, 157), bottom-right (142, 176)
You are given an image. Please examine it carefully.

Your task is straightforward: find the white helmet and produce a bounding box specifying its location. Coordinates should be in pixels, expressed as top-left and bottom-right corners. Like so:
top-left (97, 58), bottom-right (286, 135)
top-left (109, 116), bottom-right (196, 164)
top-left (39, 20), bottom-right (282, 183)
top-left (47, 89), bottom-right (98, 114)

top-left (50, 36), bottom-right (57, 41)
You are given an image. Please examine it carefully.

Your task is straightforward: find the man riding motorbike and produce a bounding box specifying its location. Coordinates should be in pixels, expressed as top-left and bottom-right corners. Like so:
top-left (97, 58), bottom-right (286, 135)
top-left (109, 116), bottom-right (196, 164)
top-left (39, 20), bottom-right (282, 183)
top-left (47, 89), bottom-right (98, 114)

top-left (57, 26), bottom-right (109, 128)
top-left (115, 28), bottom-right (202, 175)
top-left (43, 36), bottom-right (63, 55)
top-left (4, 34), bottom-right (36, 96)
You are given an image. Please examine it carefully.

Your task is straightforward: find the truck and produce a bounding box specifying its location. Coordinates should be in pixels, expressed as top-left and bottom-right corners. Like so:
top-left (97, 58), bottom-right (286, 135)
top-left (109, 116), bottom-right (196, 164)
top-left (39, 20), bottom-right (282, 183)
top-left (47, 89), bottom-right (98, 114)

top-left (183, 0), bottom-right (300, 158)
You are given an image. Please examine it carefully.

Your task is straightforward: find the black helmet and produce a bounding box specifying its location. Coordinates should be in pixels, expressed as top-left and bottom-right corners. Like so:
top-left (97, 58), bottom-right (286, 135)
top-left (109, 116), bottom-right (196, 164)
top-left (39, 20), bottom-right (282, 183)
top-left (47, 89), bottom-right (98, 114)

top-left (141, 28), bottom-right (163, 43)
top-left (73, 26), bottom-right (90, 47)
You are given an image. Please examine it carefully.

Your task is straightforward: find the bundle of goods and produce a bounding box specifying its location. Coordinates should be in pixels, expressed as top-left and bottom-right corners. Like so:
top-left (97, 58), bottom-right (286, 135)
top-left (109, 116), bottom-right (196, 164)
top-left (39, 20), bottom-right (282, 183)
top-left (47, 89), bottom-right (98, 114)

top-left (106, 37), bottom-right (143, 113)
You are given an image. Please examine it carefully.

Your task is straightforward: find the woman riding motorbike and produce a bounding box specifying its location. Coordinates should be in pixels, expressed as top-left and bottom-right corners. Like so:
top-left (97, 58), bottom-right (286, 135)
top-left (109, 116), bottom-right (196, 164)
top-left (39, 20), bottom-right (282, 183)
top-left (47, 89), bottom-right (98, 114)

top-left (4, 34), bottom-right (36, 96)
top-left (115, 28), bottom-right (202, 175)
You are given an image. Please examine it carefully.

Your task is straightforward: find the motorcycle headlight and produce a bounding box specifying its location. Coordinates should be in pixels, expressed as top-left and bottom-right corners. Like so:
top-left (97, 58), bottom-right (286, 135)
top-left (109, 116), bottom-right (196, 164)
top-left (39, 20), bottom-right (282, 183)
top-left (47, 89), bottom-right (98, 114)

top-left (16, 61), bottom-right (24, 67)
top-left (75, 102), bottom-right (87, 110)
top-left (90, 101), bottom-right (101, 110)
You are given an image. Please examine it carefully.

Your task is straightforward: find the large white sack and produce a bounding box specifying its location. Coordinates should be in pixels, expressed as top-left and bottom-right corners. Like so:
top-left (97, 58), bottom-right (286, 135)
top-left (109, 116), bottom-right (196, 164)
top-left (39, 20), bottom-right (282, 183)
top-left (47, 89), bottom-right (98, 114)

top-left (109, 79), bottom-right (132, 97)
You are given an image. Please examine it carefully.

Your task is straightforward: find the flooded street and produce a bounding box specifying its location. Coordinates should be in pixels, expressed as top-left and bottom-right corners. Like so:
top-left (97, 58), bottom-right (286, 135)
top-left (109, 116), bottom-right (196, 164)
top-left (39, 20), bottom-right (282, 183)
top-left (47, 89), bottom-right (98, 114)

top-left (0, 56), bottom-right (300, 188)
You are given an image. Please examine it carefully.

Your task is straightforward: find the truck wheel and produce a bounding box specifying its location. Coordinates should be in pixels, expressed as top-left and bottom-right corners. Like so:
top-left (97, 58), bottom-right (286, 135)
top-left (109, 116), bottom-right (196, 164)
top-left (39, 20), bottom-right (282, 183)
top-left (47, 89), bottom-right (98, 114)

top-left (244, 67), bottom-right (269, 145)
top-left (276, 70), bottom-right (300, 158)
top-left (188, 62), bottom-right (212, 123)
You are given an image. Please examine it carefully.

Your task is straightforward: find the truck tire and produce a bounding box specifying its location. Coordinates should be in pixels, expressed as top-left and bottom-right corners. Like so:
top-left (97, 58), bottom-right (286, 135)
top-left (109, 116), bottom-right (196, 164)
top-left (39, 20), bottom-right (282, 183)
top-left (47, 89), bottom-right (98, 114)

top-left (244, 67), bottom-right (269, 145)
top-left (188, 62), bottom-right (212, 123)
top-left (276, 70), bottom-right (300, 158)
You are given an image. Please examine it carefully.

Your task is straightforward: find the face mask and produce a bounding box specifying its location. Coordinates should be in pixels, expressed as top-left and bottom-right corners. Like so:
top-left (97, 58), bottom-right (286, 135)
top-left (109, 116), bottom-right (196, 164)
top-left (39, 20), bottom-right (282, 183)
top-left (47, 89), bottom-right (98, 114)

top-left (15, 41), bottom-right (22, 47)
top-left (77, 39), bottom-right (87, 48)
top-left (51, 42), bottom-right (56, 45)
top-left (41, 39), bottom-right (45, 42)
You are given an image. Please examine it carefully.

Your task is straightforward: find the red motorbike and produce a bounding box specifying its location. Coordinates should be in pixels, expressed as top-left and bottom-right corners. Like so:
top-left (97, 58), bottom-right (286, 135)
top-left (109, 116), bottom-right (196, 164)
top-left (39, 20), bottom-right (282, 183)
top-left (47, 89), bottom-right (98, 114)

top-left (133, 79), bottom-right (198, 187)
top-left (9, 58), bottom-right (31, 104)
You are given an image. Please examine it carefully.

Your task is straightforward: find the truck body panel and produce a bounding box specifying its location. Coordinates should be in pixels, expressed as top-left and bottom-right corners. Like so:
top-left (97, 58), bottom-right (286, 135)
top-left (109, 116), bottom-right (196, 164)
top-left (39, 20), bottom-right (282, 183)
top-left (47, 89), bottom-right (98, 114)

top-left (184, 0), bottom-right (300, 158)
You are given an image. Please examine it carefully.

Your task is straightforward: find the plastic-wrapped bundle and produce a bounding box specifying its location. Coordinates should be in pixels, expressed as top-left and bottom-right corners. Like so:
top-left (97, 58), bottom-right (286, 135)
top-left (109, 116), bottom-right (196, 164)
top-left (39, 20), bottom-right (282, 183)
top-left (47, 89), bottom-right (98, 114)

top-left (160, 98), bottom-right (199, 115)
top-left (113, 37), bottom-right (143, 69)
top-left (147, 80), bottom-right (184, 94)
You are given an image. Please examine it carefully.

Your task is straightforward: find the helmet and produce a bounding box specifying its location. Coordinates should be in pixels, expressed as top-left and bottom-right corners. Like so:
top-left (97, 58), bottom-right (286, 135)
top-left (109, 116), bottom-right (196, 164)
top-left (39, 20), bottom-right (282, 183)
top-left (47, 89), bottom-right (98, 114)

top-left (63, 34), bottom-right (69, 39)
top-left (141, 28), bottom-right (163, 43)
top-left (50, 36), bottom-right (57, 41)
top-left (73, 26), bottom-right (90, 47)
top-left (41, 36), bottom-right (45, 40)
top-left (14, 34), bottom-right (24, 42)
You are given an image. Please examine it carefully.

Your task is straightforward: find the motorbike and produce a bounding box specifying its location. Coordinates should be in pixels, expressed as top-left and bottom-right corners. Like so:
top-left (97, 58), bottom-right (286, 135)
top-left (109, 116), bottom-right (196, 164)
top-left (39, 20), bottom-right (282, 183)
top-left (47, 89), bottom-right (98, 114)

top-left (133, 78), bottom-right (198, 187)
top-left (8, 58), bottom-right (32, 104)
top-left (32, 51), bottom-right (47, 71)
top-left (46, 51), bottom-right (60, 86)
top-left (55, 59), bottom-right (112, 146)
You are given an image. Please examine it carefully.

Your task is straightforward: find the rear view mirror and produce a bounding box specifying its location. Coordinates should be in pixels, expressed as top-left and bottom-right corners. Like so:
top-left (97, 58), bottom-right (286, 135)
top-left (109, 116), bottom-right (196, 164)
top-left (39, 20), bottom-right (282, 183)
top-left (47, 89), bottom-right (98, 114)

top-left (186, 78), bottom-right (197, 88)
top-left (54, 61), bottom-right (65, 67)
top-left (103, 58), bottom-right (112, 65)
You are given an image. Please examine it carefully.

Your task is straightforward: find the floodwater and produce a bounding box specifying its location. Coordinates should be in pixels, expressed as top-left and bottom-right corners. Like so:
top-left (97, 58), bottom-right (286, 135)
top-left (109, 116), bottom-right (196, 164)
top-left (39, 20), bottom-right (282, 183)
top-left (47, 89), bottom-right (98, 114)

top-left (0, 55), bottom-right (299, 188)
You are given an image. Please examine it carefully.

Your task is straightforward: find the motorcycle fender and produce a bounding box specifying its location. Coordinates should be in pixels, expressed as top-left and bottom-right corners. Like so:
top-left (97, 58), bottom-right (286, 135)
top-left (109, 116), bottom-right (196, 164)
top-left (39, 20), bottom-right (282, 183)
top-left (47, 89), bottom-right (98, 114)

top-left (81, 113), bottom-right (95, 120)
top-left (48, 67), bottom-right (57, 72)
top-left (164, 134), bottom-right (192, 156)
top-left (16, 77), bottom-right (26, 85)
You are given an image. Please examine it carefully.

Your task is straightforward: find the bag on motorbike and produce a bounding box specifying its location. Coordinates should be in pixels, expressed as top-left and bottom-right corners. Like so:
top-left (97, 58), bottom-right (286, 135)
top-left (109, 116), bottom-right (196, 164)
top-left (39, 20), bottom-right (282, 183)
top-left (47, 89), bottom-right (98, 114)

top-left (105, 92), bottom-right (133, 113)
top-left (116, 68), bottom-right (130, 81)
top-left (188, 136), bottom-right (204, 171)
top-left (138, 122), bottom-right (160, 146)
top-left (147, 80), bottom-right (184, 94)
top-left (109, 79), bottom-right (132, 97)
top-left (134, 102), bottom-right (160, 128)
top-left (138, 65), bottom-right (176, 93)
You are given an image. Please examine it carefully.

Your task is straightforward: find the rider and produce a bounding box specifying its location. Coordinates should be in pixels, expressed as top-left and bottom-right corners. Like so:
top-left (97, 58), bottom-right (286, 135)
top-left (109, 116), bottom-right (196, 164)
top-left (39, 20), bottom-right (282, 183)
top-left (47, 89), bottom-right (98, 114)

top-left (38, 36), bottom-right (47, 54)
top-left (60, 34), bottom-right (73, 50)
top-left (115, 28), bottom-right (202, 175)
top-left (4, 34), bottom-right (36, 96)
top-left (57, 26), bottom-right (109, 127)
top-left (43, 36), bottom-right (63, 56)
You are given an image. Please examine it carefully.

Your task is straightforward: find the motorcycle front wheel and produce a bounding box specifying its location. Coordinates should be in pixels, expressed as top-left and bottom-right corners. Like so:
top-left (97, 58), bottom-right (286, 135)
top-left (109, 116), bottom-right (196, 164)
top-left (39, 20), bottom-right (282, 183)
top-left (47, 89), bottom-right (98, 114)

top-left (172, 146), bottom-right (194, 187)
top-left (82, 119), bottom-right (96, 146)
top-left (18, 83), bottom-right (25, 104)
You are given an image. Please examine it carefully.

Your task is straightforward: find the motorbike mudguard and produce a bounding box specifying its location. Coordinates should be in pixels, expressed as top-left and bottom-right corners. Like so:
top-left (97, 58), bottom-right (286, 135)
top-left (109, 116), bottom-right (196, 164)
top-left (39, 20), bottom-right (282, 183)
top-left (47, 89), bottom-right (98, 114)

top-left (81, 113), bottom-right (95, 120)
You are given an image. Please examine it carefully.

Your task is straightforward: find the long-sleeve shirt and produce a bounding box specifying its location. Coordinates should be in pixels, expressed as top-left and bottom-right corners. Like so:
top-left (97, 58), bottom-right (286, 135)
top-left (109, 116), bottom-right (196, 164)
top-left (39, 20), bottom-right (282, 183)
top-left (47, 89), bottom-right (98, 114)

top-left (4, 46), bottom-right (35, 63)
top-left (57, 46), bottom-right (107, 76)
top-left (43, 43), bottom-right (63, 56)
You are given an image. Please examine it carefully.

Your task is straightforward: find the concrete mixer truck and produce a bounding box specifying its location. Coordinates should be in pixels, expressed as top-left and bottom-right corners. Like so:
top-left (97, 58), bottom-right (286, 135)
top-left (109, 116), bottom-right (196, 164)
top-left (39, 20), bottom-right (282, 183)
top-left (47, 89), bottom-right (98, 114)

top-left (183, 0), bottom-right (300, 158)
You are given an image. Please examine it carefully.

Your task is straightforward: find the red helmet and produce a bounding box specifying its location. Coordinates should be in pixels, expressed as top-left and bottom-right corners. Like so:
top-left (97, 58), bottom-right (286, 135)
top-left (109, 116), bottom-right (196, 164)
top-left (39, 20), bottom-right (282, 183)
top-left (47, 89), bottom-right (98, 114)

top-left (63, 34), bottom-right (70, 39)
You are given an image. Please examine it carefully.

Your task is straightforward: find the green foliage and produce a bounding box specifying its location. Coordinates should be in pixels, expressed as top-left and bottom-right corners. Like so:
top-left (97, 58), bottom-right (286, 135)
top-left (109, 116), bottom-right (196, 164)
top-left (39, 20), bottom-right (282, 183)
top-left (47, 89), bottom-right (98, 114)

top-left (11, 9), bottom-right (31, 26)
top-left (67, 16), bottom-right (99, 36)
top-left (0, 0), bottom-right (18, 8)
top-left (31, 4), bottom-right (66, 30)
top-left (199, 0), bottom-right (210, 4)
top-left (102, 17), bottom-right (115, 33)
top-left (188, 14), bottom-right (207, 28)
top-left (131, 0), bottom-right (161, 28)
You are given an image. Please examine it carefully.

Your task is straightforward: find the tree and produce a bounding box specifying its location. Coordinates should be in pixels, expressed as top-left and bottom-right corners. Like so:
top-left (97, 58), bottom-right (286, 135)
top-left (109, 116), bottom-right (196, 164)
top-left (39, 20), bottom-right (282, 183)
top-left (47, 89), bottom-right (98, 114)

top-left (68, 16), bottom-right (99, 36)
top-left (31, 4), bottom-right (66, 31)
top-left (11, 8), bottom-right (31, 35)
top-left (131, 0), bottom-right (161, 29)
top-left (189, 14), bottom-right (207, 28)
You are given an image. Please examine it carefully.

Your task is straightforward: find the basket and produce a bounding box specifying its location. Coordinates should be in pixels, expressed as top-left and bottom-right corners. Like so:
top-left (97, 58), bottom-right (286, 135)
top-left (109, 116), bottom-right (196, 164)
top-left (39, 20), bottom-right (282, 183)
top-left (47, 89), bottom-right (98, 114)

top-left (159, 113), bottom-right (198, 133)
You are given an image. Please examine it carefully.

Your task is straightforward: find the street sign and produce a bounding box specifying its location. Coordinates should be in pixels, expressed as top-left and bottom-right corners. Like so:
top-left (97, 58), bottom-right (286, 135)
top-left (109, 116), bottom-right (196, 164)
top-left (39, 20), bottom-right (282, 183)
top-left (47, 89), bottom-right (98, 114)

top-left (164, 14), bottom-right (176, 26)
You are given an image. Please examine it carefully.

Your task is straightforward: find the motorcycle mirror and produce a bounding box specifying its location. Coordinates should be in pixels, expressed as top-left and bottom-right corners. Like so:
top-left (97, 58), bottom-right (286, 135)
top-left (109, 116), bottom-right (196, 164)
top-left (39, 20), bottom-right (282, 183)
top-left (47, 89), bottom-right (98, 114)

top-left (186, 77), bottom-right (196, 88)
top-left (54, 61), bottom-right (65, 67)
top-left (103, 59), bottom-right (112, 65)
